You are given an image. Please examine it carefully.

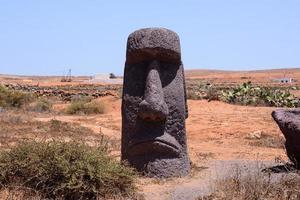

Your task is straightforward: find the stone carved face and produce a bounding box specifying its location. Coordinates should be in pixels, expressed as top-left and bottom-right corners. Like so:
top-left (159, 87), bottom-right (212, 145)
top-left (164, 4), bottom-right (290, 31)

top-left (121, 28), bottom-right (190, 177)
top-left (272, 109), bottom-right (300, 167)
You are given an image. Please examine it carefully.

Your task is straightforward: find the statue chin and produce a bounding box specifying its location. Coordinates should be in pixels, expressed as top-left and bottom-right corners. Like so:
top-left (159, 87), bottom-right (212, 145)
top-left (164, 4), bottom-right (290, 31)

top-left (128, 138), bottom-right (181, 157)
top-left (142, 154), bottom-right (190, 178)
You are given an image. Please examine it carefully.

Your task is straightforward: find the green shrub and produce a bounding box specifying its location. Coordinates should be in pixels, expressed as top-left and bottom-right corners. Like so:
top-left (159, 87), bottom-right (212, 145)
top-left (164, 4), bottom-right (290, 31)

top-left (0, 85), bottom-right (33, 108)
top-left (186, 88), bottom-right (201, 100)
top-left (221, 82), bottom-right (299, 107)
top-left (186, 82), bottom-right (220, 101)
top-left (0, 141), bottom-right (137, 199)
top-left (27, 98), bottom-right (52, 112)
top-left (66, 98), bottom-right (105, 115)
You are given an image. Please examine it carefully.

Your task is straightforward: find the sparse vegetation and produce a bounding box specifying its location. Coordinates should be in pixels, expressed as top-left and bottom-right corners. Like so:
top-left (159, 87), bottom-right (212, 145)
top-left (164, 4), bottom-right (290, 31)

top-left (221, 81), bottom-right (299, 107)
top-left (0, 140), bottom-right (137, 199)
top-left (0, 85), bottom-right (33, 108)
top-left (201, 164), bottom-right (300, 200)
top-left (247, 133), bottom-right (285, 149)
top-left (186, 82), bottom-right (220, 101)
top-left (27, 98), bottom-right (52, 112)
top-left (187, 81), bottom-right (300, 107)
top-left (65, 97), bottom-right (106, 115)
top-left (2, 76), bottom-right (300, 199)
top-left (0, 114), bottom-right (112, 149)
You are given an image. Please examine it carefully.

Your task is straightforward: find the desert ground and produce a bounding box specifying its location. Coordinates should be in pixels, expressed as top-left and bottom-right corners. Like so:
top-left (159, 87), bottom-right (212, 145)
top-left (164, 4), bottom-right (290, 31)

top-left (0, 68), bottom-right (299, 199)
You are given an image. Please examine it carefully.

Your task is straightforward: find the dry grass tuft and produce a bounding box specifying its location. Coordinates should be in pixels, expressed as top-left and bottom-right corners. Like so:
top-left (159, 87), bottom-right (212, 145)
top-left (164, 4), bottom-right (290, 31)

top-left (0, 113), bottom-right (117, 150)
top-left (247, 133), bottom-right (285, 149)
top-left (200, 164), bottom-right (300, 200)
top-left (27, 98), bottom-right (52, 112)
top-left (65, 98), bottom-right (106, 115)
top-left (0, 85), bottom-right (34, 108)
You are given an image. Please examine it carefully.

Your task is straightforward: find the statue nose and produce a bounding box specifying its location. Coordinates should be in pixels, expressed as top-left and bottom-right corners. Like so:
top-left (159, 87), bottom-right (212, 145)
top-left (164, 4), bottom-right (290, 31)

top-left (138, 60), bottom-right (169, 121)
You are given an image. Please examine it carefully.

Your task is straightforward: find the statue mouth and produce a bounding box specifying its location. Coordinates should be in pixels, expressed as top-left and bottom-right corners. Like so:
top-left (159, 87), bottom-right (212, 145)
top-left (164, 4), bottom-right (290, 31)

top-left (128, 135), bottom-right (181, 157)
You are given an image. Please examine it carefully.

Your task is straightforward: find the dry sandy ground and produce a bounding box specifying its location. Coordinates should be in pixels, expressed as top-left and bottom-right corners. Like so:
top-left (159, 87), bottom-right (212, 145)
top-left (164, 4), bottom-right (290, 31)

top-left (44, 97), bottom-right (286, 161)
top-left (1, 69), bottom-right (295, 199)
top-left (33, 96), bottom-right (287, 199)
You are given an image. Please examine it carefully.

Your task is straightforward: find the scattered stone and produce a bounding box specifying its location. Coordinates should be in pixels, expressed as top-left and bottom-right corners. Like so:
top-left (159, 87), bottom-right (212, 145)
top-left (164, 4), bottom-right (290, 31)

top-left (2, 84), bottom-right (121, 100)
top-left (272, 109), bottom-right (300, 167)
top-left (121, 28), bottom-right (190, 178)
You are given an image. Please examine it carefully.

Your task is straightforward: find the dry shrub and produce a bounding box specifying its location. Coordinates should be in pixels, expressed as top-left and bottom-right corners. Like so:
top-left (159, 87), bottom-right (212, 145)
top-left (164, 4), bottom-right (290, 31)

top-left (49, 119), bottom-right (78, 132)
top-left (0, 85), bottom-right (33, 108)
top-left (0, 187), bottom-right (43, 200)
top-left (201, 165), bottom-right (300, 200)
top-left (0, 140), bottom-right (138, 199)
top-left (65, 98), bottom-right (106, 115)
top-left (27, 98), bottom-right (52, 112)
top-left (247, 134), bottom-right (285, 149)
top-left (84, 101), bottom-right (106, 114)
top-left (0, 113), bottom-right (29, 124)
top-left (0, 113), bottom-right (118, 150)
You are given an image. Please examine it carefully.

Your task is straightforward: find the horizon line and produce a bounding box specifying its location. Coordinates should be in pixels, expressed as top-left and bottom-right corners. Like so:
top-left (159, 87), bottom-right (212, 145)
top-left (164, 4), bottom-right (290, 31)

top-left (1, 67), bottom-right (300, 77)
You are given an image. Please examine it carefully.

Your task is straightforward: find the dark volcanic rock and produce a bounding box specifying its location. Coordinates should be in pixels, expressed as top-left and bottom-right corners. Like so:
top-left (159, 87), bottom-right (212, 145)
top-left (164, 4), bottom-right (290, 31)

top-left (126, 28), bottom-right (181, 65)
top-left (121, 28), bottom-right (190, 178)
top-left (272, 109), bottom-right (300, 167)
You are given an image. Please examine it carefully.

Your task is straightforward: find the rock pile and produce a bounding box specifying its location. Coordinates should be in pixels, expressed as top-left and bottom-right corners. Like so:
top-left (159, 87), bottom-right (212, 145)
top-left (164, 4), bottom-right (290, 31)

top-left (3, 84), bottom-right (121, 101)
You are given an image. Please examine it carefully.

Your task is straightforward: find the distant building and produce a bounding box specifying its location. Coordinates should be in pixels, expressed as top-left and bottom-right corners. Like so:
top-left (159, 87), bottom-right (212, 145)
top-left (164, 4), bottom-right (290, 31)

top-left (87, 73), bottom-right (123, 84)
top-left (93, 74), bottom-right (110, 80)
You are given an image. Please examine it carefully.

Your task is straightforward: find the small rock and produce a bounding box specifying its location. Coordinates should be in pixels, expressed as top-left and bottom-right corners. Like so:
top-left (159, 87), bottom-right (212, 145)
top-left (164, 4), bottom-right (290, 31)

top-left (246, 130), bottom-right (262, 139)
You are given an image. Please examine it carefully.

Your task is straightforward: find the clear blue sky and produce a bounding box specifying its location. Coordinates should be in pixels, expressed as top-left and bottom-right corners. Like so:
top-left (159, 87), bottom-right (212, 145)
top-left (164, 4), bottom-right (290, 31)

top-left (0, 0), bottom-right (300, 76)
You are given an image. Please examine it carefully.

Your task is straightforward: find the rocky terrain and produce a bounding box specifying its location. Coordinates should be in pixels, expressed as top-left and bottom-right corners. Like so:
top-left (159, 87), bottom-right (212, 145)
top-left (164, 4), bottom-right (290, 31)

top-left (0, 69), bottom-right (300, 199)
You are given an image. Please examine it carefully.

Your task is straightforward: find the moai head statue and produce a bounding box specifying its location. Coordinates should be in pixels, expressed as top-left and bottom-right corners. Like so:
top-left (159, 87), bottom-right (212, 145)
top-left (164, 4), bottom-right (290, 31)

top-left (121, 28), bottom-right (190, 177)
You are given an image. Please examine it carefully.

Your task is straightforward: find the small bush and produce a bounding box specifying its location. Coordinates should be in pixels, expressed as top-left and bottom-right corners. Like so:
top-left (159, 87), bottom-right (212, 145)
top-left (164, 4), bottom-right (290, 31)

top-left (0, 141), bottom-right (137, 199)
top-left (27, 98), bottom-right (52, 112)
top-left (0, 85), bottom-right (33, 108)
top-left (66, 98), bottom-right (105, 115)
top-left (84, 101), bottom-right (106, 114)
top-left (186, 82), bottom-right (220, 101)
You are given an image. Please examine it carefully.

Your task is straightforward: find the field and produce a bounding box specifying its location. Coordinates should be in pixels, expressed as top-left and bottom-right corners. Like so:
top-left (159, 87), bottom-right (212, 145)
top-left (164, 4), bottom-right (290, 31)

top-left (0, 68), bottom-right (300, 199)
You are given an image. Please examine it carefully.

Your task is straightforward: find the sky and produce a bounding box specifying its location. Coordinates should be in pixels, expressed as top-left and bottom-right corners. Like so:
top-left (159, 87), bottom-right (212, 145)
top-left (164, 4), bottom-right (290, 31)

top-left (0, 0), bottom-right (300, 76)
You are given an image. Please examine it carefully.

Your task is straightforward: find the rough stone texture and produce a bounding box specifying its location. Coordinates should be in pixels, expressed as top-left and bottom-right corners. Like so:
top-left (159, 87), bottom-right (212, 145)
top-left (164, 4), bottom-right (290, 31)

top-left (126, 28), bottom-right (181, 65)
top-left (272, 109), bottom-right (300, 167)
top-left (121, 28), bottom-right (190, 177)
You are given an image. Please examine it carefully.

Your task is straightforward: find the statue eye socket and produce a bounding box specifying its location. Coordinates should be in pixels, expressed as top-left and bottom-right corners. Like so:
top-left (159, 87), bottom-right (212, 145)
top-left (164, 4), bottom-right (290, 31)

top-left (159, 63), bottom-right (180, 87)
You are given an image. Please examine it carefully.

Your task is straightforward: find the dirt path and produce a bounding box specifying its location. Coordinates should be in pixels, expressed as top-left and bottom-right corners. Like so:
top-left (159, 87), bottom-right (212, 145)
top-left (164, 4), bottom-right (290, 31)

top-left (139, 160), bottom-right (282, 200)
